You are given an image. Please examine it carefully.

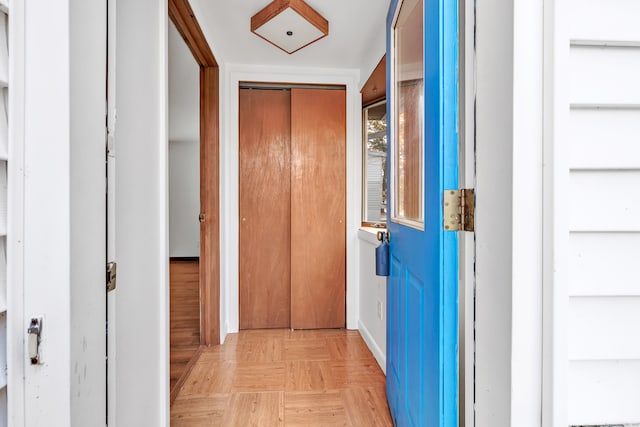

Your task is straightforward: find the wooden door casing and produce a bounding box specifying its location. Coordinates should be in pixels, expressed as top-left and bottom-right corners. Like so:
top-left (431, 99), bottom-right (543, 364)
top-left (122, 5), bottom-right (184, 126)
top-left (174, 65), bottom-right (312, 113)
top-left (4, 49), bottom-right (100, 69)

top-left (239, 88), bottom-right (292, 329)
top-left (169, 0), bottom-right (220, 346)
top-left (290, 88), bottom-right (346, 329)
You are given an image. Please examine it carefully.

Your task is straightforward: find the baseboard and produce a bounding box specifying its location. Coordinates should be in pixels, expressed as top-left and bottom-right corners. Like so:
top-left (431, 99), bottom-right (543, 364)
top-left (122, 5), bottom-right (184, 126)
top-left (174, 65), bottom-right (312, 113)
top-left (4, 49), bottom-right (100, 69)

top-left (358, 320), bottom-right (386, 375)
top-left (221, 322), bottom-right (231, 344)
top-left (169, 256), bottom-right (199, 262)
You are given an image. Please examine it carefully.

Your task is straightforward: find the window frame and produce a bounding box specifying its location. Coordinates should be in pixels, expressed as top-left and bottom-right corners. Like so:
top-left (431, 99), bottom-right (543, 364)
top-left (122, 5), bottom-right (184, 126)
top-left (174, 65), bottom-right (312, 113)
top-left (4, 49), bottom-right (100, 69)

top-left (361, 99), bottom-right (388, 228)
top-left (389, 0), bottom-right (425, 230)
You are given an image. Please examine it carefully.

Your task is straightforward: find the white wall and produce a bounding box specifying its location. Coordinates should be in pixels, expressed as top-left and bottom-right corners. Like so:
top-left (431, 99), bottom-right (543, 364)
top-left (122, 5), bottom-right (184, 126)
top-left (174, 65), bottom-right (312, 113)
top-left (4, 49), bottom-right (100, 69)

top-left (115, 0), bottom-right (169, 425)
top-left (357, 230), bottom-right (386, 372)
top-left (168, 141), bottom-right (200, 257)
top-left (6, 0), bottom-right (24, 423)
top-left (168, 21), bottom-right (200, 258)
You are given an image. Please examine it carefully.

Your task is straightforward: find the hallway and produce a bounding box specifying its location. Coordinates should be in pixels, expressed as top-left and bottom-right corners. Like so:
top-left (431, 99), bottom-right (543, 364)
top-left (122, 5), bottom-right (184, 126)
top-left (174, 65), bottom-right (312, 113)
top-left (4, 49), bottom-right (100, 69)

top-left (170, 329), bottom-right (392, 426)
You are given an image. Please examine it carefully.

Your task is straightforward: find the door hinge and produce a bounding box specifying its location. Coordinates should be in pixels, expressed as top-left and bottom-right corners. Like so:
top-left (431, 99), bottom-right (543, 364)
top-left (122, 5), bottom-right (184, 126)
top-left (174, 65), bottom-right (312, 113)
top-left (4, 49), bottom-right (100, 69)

top-left (443, 189), bottom-right (475, 232)
top-left (106, 261), bottom-right (117, 292)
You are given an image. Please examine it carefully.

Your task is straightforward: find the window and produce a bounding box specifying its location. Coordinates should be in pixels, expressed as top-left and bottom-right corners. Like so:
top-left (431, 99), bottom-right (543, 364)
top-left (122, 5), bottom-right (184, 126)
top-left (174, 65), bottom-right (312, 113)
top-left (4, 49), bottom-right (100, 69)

top-left (392, 0), bottom-right (424, 228)
top-left (362, 100), bottom-right (388, 226)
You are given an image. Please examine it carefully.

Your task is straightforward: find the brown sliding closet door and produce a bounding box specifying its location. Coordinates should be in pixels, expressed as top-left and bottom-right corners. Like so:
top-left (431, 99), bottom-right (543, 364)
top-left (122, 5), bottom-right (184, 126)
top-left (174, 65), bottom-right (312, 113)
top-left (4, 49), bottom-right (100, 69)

top-left (239, 88), bottom-right (291, 329)
top-left (290, 88), bottom-right (346, 329)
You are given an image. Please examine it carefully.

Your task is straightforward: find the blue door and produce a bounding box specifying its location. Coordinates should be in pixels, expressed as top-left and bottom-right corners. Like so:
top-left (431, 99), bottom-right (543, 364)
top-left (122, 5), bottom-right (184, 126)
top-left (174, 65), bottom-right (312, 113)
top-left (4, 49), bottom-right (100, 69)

top-left (385, 0), bottom-right (458, 425)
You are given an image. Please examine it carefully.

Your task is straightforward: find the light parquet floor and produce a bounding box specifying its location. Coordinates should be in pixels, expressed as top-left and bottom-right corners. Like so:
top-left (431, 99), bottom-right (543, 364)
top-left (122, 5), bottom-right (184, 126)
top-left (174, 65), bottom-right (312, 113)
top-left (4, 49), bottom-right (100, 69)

top-left (170, 260), bottom-right (201, 394)
top-left (171, 329), bottom-right (393, 426)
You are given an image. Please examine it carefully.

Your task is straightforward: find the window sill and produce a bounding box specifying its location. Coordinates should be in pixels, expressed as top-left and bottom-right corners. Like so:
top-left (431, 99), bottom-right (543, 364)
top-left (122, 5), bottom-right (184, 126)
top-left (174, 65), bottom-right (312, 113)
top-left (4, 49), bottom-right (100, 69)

top-left (358, 226), bottom-right (386, 245)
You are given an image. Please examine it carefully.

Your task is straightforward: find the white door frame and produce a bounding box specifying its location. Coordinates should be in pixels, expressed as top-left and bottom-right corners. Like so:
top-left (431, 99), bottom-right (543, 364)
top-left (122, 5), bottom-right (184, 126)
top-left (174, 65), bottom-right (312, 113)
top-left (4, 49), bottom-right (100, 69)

top-left (512, 0), bottom-right (546, 424)
top-left (7, 0), bottom-right (26, 423)
top-left (474, 0), bottom-right (554, 424)
top-left (459, 0), bottom-right (476, 424)
top-left (107, 0), bottom-right (117, 424)
top-left (113, 0), bottom-right (169, 425)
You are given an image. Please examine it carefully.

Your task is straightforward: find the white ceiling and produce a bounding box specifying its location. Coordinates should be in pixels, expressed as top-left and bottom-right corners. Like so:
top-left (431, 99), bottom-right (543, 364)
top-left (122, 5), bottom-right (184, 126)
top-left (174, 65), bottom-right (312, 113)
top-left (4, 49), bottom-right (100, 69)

top-left (191, 0), bottom-right (390, 83)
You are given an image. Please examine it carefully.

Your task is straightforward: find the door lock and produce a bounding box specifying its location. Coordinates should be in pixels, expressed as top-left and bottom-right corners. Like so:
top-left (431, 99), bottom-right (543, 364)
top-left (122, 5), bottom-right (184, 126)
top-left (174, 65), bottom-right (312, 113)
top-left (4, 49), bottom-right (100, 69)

top-left (376, 230), bottom-right (390, 243)
top-left (27, 317), bottom-right (42, 365)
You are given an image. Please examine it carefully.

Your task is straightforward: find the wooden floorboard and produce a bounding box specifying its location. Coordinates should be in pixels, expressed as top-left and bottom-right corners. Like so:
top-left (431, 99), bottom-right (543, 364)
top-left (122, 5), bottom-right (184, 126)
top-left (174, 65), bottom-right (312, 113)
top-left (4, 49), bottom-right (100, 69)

top-left (171, 329), bottom-right (392, 426)
top-left (170, 260), bottom-right (201, 398)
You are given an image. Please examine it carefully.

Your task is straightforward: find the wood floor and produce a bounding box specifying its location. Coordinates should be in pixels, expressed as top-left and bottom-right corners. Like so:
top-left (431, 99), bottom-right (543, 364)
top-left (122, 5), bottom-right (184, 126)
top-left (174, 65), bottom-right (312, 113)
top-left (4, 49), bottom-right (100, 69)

top-left (171, 329), bottom-right (392, 426)
top-left (170, 260), bottom-right (201, 394)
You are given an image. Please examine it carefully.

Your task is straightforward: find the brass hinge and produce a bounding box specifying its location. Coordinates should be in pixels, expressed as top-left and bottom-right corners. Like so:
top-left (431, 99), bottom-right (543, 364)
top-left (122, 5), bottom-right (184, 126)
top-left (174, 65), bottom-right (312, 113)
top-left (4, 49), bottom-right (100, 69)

top-left (443, 189), bottom-right (475, 232)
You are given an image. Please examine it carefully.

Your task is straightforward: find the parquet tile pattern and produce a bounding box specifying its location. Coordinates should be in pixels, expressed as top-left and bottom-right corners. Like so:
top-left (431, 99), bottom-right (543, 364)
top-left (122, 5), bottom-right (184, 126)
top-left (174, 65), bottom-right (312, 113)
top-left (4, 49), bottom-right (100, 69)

top-left (170, 260), bottom-right (201, 394)
top-left (171, 329), bottom-right (392, 426)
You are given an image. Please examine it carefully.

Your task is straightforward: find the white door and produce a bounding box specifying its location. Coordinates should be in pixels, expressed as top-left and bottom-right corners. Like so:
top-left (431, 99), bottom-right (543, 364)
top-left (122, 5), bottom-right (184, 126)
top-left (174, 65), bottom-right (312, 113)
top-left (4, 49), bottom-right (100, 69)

top-left (107, 0), bottom-right (118, 424)
top-left (14, 1), bottom-right (168, 425)
top-left (18, 0), bottom-right (108, 425)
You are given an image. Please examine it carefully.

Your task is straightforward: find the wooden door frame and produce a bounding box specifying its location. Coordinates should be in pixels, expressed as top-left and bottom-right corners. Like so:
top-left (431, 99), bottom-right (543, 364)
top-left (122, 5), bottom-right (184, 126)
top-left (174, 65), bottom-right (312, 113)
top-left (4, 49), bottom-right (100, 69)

top-left (169, 0), bottom-right (219, 345)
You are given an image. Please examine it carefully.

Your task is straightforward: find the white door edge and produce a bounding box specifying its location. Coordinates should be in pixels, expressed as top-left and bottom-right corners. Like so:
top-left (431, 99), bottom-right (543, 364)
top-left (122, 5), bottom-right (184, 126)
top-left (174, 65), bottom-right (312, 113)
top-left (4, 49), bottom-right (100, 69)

top-left (459, 0), bottom-right (476, 424)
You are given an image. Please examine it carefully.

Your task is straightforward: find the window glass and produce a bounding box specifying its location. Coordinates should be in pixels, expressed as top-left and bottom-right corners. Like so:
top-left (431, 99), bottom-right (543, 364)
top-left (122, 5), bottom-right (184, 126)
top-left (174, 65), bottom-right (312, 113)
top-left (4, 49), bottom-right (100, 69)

top-left (393, 0), bottom-right (424, 226)
top-left (362, 101), bottom-right (388, 225)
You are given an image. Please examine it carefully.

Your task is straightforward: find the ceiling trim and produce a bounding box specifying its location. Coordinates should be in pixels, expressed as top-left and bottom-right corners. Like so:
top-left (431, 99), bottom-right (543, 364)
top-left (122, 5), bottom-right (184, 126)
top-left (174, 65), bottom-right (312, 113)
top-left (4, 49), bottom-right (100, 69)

top-left (361, 55), bottom-right (386, 107)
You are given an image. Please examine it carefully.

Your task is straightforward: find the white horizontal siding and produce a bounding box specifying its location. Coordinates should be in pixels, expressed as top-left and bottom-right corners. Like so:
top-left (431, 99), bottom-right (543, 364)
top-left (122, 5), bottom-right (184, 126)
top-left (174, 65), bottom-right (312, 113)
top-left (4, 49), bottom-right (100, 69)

top-left (0, 90), bottom-right (7, 161)
top-left (569, 171), bottom-right (640, 232)
top-left (569, 296), bottom-right (640, 360)
top-left (569, 0), bottom-right (640, 45)
top-left (569, 232), bottom-right (640, 297)
top-left (365, 155), bottom-right (384, 222)
top-left (569, 360), bottom-right (640, 425)
top-left (570, 46), bottom-right (640, 106)
top-left (564, 3), bottom-right (640, 424)
top-left (569, 108), bottom-right (640, 170)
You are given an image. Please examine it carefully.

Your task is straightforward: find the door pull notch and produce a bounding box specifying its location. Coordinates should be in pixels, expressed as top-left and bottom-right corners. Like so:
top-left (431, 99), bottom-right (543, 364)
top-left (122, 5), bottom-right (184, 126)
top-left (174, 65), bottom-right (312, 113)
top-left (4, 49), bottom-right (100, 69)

top-left (106, 261), bottom-right (117, 292)
top-left (28, 317), bottom-right (43, 365)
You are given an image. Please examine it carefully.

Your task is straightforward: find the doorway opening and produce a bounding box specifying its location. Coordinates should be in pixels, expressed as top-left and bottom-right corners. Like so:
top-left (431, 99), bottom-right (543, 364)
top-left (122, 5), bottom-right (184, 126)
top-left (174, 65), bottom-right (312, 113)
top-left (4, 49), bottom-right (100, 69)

top-left (168, 0), bottom-right (220, 403)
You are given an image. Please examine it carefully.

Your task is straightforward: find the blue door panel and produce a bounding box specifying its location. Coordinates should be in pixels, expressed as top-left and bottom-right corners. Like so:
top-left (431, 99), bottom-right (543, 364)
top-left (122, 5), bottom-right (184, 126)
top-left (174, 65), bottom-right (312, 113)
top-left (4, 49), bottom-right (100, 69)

top-left (385, 0), bottom-right (459, 425)
top-left (387, 256), bottom-right (402, 425)
top-left (406, 272), bottom-right (424, 427)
